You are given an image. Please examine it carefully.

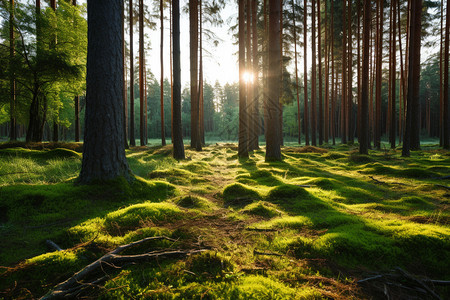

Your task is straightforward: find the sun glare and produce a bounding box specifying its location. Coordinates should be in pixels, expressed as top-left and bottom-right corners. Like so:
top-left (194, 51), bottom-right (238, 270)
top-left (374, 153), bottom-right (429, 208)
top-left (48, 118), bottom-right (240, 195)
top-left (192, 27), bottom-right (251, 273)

top-left (242, 72), bottom-right (254, 84)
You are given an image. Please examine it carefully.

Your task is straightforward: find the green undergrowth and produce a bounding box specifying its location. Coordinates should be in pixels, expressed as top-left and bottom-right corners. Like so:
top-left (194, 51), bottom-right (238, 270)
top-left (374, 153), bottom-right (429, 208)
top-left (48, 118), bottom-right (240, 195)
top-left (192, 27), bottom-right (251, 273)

top-left (1, 142), bottom-right (449, 299)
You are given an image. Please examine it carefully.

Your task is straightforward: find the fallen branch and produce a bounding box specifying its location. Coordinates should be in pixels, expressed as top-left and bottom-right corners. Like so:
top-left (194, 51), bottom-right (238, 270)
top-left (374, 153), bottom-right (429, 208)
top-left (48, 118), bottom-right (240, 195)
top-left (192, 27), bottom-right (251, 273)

top-left (432, 175), bottom-right (450, 180)
top-left (245, 227), bottom-right (279, 232)
top-left (40, 236), bottom-right (206, 300)
top-left (358, 268), bottom-right (444, 300)
top-left (435, 184), bottom-right (450, 190)
top-left (253, 249), bottom-right (283, 257)
top-left (395, 267), bottom-right (442, 300)
top-left (45, 240), bottom-right (63, 252)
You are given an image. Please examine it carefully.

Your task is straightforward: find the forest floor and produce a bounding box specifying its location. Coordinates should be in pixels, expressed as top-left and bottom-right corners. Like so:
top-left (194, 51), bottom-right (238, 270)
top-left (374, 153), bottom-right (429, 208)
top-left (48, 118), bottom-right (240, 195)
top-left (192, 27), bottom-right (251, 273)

top-left (0, 141), bottom-right (449, 299)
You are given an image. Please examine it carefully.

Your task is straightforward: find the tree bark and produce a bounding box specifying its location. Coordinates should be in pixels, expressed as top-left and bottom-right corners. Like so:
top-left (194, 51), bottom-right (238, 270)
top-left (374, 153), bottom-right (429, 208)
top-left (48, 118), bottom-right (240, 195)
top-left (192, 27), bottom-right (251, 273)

top-left (347, 0), bottom-right (353, 144)
top-left (444, 0), bottom-right (450, 149)
top-left (238, 0), bottom-right (248, 158)
top-left (129, 0), bottom-right (135, 146)
top-left (139, 0), bottom-right (145, 146)
top-left (160, 0), bottom-right (166, 146)
top-left (250, 0), bottom-right (260, 150)
top-left (265, 0), bottom-right (282, 161)
top-left (324, 0), bottom-right (329, 144)
top-left (375, 0), bottom-right (383, 149)
top-left (318, 0), bottom-right (323, 145)
top-left (293, 0), bottom-right (301, 145)
top-left (9, 0), bottom-right (16, 141)
top-left (360, 0), bottom-right (370, 155)
top-left (78, 0), bottom-right (131, 183)
top-left (172, 0), bottom-right (185, 159)
top-left (402, 0), bottom-right (422, 156)
top-left (341, 0), bottom-right (347, 144)
top-left (389, 0), bottom-right (396, 149)
top-left (303, 0), bottom-right (309, 145)
top-left (311, 0), bottom-right (317, 146)
top-left (122, 0), bottom-right (128, 148)
top-left (190, 0), bottom-right (201, 150)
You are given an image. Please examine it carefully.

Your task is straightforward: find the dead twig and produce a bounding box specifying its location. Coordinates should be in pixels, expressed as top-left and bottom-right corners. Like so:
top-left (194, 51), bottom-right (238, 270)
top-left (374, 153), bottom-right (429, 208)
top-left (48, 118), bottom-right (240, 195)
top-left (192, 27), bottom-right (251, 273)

top-left (253, 249), bottom-right (283, 257)
top-left (40, 236), bottom-right (207, 300)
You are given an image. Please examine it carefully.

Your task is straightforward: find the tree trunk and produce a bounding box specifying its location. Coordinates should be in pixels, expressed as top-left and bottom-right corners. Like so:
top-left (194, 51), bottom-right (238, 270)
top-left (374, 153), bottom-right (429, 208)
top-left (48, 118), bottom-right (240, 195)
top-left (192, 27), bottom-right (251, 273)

top-left (129, 0), bottom-right (135, 146)
top-left (79, 0), bottom-right (130, 183)
top-left (318, 0), bottom-right (323, 145)
top-left (122, 0), bottom-right (128, 148)
top-left (311, 0), bottom-right (317, 146)
top-left (172, 0), bottom-right (185, 159)
top-left (139, 0), bottom-right (145, 146)
top-left (265, 0), bottom-right (281, 161)
top-left (443, 0), bottom-right (450, 149)
top-left (402, 0), bottom-right (422, 156)
top-left (9, 0), bottom-right (16, 141)
top-left (331, 1), bottom-right (335, 145)
top-left (347, 0), bottom-right (353, 144)
top-left (160, 0), bottom-right (166, 146)
top-left (293, 0), bottom-right (301, 145)
top-left (190, 0), bottom-right (200, 150)
top-left (360, 0), bottom-right (370, 154)
top-left (51, 0), bottom-right (58, 142)
top-left (389, 0), bottom-right (396, 149)
top-left (250, 0), bottom-right (260, 150)
top-left (199, 0), bottom-right (205, 146)
top-left (238, 0), bottom-right (248, 158)
top-left (341, 0), bottom-right (347, 145)
top-left (324, 0), bottom-right (329, 144)
top-left (303, 0), bottom-right (309, 145)
top-left (357, 0), bottom-right (361, 144)
top-left (375, 0), bottom-right (383, 149)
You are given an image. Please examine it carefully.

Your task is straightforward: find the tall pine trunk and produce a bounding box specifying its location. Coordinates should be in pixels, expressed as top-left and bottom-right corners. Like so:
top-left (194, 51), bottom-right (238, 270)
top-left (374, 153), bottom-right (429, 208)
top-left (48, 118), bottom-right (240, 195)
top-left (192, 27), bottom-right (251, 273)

top-left (303, 0), bottom-right (309, 145)
top-left (265, 0), bottom-right (282, 161)
top-left (318, 0), bottom-right (323, 145)
top-left (139, 0), bottom-right (145, 146)
top-left (172, 0), bottom-right (185, 159)
top-left (311, 0), bottom-right (317, 146)
top-left (79, 0), bottom-right (130, 183)
top-left (190, 0), bottom-right (201, 150)
top-left (292, 0), bottom-right (301, 145)
top-left (360, 0), bottom-right (370, 154)
top-left (129, 0), bottom-right (136, 146)
top-left (402, 0), bottom-right (422, 156)
top-left (9, 0), bottom-right (16, 141)
top-left (160, 0), bottom-right (166, 146)
top-left (389, 0), bottom-right (396, 149)
top-left (347, 0), bottom-right (353, 144)
top-left (443, 0), bottom-right (450, 149)
top-left (238, 0), bottom-right (248, 158)
top-left (374, 0), bottom-right (383, 149)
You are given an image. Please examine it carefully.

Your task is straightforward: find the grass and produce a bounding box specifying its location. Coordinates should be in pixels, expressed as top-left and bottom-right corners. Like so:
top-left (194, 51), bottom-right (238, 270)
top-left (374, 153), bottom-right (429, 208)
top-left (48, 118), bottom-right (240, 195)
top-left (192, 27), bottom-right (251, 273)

top-left (0, 141), bottom-right (449, 299)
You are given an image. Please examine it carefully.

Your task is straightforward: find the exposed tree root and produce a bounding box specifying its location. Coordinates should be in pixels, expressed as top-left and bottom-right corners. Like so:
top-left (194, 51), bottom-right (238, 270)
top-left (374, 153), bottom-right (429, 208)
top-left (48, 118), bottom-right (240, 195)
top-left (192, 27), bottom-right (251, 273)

top-left (40, 236), bottom-right (207, 299)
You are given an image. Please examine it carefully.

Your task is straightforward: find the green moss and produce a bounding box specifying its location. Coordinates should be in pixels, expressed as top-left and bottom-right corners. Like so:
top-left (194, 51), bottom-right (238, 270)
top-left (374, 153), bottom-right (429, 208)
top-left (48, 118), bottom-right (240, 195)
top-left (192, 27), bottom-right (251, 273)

top-left (175, 195), bottom-right (215, 210)
top-left (267, 184), bottom-right (309, 200)
top-left (187, 251), bottom-right (234, 278)
top-left (104, 202), bottom-right (182, 229)
top-left (223, 183), bottom-right (260, 206)
top-left (240, 201), bottom-right (281, 219)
